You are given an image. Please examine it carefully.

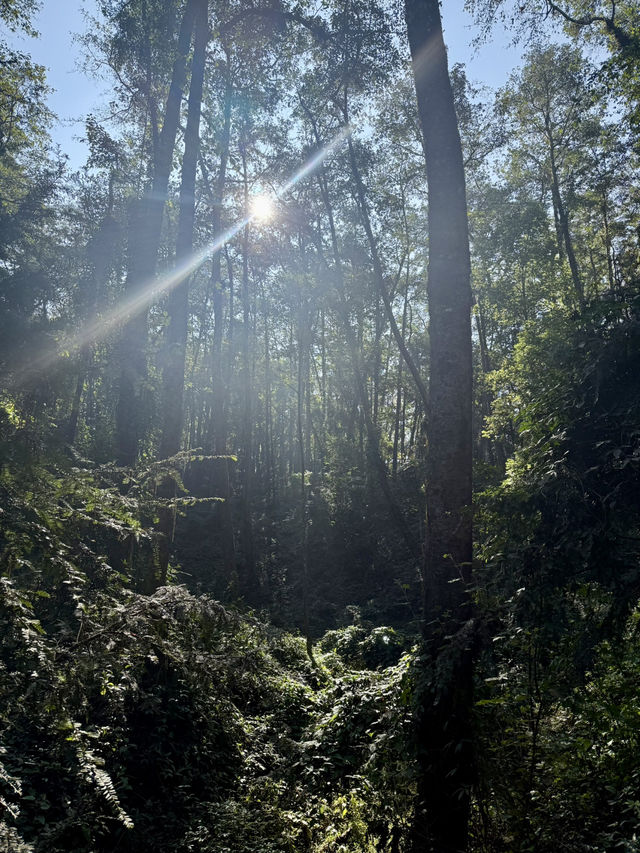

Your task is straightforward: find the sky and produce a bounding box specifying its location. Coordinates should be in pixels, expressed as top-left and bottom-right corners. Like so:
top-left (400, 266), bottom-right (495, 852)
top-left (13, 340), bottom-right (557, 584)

top-left (4, 0), bottom-right (523, 170)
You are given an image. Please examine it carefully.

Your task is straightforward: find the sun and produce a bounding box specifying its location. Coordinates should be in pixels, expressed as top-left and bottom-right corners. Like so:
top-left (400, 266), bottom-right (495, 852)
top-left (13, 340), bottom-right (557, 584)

top-left (250, 193), bottom-right (275, 222)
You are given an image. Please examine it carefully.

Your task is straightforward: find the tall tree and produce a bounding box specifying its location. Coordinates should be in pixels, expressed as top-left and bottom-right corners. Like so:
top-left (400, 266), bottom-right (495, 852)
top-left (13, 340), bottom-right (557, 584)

top-left (498, 44), bottom-right (594, 309)
top-left (160, 0), bottom-right (209, 459)
top-left (201, 45), bottom-right (236, 590)
top-left (471, 0), bottom-right (640, 128)
top-left (404, 0), bottom-right (474, 850)
top-left (115, 0), bottom-right (197, 466)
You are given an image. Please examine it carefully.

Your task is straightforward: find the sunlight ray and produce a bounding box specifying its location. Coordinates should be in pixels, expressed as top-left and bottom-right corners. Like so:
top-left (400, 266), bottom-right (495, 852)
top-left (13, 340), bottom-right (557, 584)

top-left (409, 31), bottom-right (440, 79)
top-left (15, 126), bottom-right (351, 382)
top-left (278, 125), bottom-right (351, 197)
top-left (60, 217), bottom-right (250, 357)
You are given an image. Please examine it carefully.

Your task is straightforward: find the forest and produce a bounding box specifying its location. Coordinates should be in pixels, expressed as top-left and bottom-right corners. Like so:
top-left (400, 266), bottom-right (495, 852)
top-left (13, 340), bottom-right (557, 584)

top-left (1, 0), bottom-right (639, 850)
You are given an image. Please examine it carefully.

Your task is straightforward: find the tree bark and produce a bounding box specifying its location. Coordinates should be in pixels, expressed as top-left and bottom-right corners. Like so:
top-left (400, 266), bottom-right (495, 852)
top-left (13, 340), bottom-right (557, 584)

top-left (154, 0), bottom-right (209, 591)
top-left (239, 143), bottom-right (259, 603)
top-left (200, 55), bottom-right (236, 590)
top-left (404, 1), bottom-right (474, 850)
top-left (392, 275), bottom-right (410, 476)
top-left (67, 212), bottom-right (120, 444)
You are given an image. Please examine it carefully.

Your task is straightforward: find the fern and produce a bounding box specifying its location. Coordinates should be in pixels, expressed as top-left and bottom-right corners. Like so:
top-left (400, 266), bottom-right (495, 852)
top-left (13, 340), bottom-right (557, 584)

top-left (76, 745), bottom-right (134, 831)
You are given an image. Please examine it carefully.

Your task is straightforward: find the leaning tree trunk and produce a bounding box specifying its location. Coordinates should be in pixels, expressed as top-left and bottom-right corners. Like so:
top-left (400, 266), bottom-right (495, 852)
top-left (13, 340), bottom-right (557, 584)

top-left (115, 0), bottom-right (197, 466)
top-left (404, 1), bottom-right (474, 851)
top-left (154, 0), bottom-right (209, 590)
top-left (160, 0), bottom-right (209, 459)
top-left (313, 158), bottom-right (421, 569)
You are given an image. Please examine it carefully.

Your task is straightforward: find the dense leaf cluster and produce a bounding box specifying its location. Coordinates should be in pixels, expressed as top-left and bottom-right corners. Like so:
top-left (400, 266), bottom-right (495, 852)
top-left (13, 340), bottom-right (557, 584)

top-left (473, 287), bottom-right (640, 850)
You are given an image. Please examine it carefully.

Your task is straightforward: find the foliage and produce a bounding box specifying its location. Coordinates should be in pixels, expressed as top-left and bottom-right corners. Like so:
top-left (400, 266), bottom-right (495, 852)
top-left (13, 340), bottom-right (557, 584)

top-left (472, 285), bottom-right (640, 850)
top-left (0, 0), bottom-right (40, 34)
top-left (0, 404), bottom-right (415, 852)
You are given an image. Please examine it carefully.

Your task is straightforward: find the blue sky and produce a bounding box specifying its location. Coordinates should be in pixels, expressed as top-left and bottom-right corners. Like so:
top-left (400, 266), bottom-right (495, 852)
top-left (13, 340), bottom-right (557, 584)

top-left (5, 0), bottom-right (523, 169)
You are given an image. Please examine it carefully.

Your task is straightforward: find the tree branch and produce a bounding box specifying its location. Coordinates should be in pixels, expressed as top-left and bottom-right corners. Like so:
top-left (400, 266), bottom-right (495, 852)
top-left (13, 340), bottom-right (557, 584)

top-left (219, 6), bottom-right (330, 43)
top-left (546, 0), bottom-right (633, 50)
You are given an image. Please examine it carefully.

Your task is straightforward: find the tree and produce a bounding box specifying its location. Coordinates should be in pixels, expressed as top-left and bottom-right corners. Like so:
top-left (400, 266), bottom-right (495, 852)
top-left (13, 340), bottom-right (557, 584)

top-left (497, 44), bottom-right (599, 310)
top-left (0, 0), bottom-right (40, 33)
top-left (403, 0), bottom-right (474, 850)
top-left (471, 0), bottom-right (640, 128)
top-left (113, 0), bottom-right (198, 465)
top-left (159, 0), bottom-right (208, 459)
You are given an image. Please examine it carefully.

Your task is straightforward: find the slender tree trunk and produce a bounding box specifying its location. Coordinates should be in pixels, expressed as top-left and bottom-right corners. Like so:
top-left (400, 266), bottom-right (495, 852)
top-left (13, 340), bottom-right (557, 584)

top-left (200, 56), bottom-right (236, 589)
top-left (393, 279), bottom-right (410, 476)
top-left (601, 193), bottom-right (616, 291)
top-left (305, 348), bottom-right (313, 470)
top-left (68, 211), bottom-right (120, 444)
top-left (474, 301), bottom-right (493, 465)
top-left (210, 237), bottom-right (236, 591)
top-left (546, 122), bottom-right (584, 310)
top-left (151, 0), bottom-right (208, 592)
top-left (313, 160), bottom-right (421, 567)
top-left (160, 0), bottom-right (209, 459)
top-left (346, 130), bottom-right (429, 414)
top-left (240, 145), bottom-right (258, 602)
top-left (205, 53), bottom-right (233, 454)
top-left (297, 300), bottom-right (314, 657)
top-left (115, 0), bottom-right (197, 466)
top-left (372, 291), bottom-right (382, 426)
top-left (261, 288), bottom-right (274, 501)
top-left (319, 307), bottom-right (327, 467)
top-left (404, 1), bottom-right (474, 850)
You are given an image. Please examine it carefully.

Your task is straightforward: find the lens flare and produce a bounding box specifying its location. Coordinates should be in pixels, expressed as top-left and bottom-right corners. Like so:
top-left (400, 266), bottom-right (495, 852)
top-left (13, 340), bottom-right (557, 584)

top-left (14, 125), bottom-right (352, 383)
top-left (250, 194), bottom-right (275, 222)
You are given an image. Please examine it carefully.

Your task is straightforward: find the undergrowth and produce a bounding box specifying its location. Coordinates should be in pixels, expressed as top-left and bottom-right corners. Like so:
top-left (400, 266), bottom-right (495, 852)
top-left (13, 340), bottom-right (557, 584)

top-left (0, 406), bottom-right (415, 852)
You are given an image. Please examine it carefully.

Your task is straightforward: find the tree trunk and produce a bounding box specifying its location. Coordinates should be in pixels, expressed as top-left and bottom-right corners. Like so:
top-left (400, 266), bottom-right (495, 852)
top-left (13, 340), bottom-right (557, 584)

top-left (154, 0), bottom-right (209, 591)
top-left (160, 0), bottom-right (209, 459)
top-left (297, 297), bottom-right (313, 656)
top-left (239, 144), bottom-right (259, 603)
top-left (313, 156), bottom-right (421, 568)
top-left (68, 210), bottom-right (120, 444)
top-left (201, 57), bottom-right (236, 591)
top-left (601, 193), bottom-right (616, 291)
top-left (546, 121), bottom-right (585, 310)
top-left (404, 1), bottom-right (474, 850)
top-left (346, 130), bottom-right (429, 415)
top-left (393, 278), bottom-right (410, 476)
top-left (263, 288), bottom-right (274, 501)
top-left (115, 0), bottom-right (197, 466)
